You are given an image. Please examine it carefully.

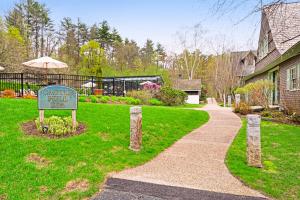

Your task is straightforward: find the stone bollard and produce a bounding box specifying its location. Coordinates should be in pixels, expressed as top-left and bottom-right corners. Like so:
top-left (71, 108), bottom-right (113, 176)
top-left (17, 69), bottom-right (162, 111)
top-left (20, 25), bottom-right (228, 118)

top-left (129, 106), bottom-right (142, 151)
top-left (235, 94), bottom-right (241, 107)
top-left (223, 94), bottom-right (226, 107)
top-left (247, 114), bottom-right (262, 168)
top-left (228, 95), bottom-right (232, 107)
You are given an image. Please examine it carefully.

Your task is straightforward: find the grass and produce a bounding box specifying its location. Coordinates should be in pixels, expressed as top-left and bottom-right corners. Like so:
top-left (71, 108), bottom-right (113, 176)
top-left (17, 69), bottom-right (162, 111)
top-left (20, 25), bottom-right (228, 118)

top-left (226, 120), bottom-right (300, 200)
top-left (0, 98), bottom-right (209, 199)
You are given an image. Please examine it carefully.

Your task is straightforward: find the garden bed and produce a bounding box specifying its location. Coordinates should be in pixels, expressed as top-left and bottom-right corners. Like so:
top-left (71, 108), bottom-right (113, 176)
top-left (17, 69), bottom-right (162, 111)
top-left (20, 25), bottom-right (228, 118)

top-left (22, 121), bottom-right (86, 139)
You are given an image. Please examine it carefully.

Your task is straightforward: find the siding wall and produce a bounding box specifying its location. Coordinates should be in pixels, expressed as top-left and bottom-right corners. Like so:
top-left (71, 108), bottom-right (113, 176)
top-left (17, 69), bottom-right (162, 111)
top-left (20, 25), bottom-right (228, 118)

top-left (279, 54), bottom-right (300, 114)
top-left (256, 12), bottom-right (281, 71)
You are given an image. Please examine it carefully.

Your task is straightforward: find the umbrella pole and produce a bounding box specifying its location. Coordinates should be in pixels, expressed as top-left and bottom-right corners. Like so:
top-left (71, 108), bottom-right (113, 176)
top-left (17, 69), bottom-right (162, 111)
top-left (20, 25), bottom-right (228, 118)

top-left (46, 62), bottom-right (48, 85)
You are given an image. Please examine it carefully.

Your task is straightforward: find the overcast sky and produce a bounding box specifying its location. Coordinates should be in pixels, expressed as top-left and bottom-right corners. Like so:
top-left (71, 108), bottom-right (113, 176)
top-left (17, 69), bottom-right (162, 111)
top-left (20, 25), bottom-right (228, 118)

top-left (0, 0), bottom-right (280, 54)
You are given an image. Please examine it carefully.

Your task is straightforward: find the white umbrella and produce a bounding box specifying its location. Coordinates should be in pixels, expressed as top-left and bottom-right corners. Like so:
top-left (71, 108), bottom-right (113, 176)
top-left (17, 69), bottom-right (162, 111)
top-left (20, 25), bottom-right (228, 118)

top-left (22, 56), bottom-right (68, 83)
top-left (22, 56), bottom-right (68, 69)
top-left (0, 66), bottom-right (4, 71)
top-left (82, 82), bottom-right (97, 88)
top-left (140, 81), bottom-right (153, 85)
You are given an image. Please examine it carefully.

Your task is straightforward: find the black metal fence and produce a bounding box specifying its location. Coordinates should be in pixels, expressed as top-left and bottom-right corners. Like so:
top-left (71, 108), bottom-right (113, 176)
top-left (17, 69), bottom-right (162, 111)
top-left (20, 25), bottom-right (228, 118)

top-left (0, 73), bottom-right (163, 97)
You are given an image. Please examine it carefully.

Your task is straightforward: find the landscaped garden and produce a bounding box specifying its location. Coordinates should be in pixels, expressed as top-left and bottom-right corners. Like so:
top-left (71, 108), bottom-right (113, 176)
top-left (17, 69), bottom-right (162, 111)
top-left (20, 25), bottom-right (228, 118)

top-left (0, 98), bottom-right (208, 199)
top-left (226, 120), bottom-right (300, 200)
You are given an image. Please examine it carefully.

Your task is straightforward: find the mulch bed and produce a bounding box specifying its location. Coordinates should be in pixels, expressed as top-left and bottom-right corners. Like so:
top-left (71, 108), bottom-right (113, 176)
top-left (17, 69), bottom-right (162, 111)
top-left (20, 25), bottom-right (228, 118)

top-left (22, 121), bottom-right (86, 139)
top-left (236, 112), bottom-right (300, 126)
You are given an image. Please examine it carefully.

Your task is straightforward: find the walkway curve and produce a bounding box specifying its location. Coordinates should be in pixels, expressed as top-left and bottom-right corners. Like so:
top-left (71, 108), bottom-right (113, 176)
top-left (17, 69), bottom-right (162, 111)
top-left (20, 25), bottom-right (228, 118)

top-left (111, 100), bottom-right (265, 198)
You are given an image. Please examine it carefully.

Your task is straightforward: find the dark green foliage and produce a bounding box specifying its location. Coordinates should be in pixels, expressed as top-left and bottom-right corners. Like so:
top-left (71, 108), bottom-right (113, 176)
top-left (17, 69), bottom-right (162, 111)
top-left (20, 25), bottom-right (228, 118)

top-left (158, 87), bottom-right (187, 106)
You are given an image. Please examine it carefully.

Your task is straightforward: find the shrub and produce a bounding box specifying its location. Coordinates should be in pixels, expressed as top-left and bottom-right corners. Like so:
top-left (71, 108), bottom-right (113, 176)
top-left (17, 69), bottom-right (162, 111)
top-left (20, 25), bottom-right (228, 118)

top-left (126, 90), bottom-right (152, 104)
top-left (90, 95), bottom-right (98, 103)
top-left (148, 98), bottom-right (163, 106)
top-left (261, 110), bottom-right (272, 118)
top-left (124, 97), bottom-right (141, 105)
top-left (235, 80), bottom-right (273, 108)
top-left (239, 102), bottom-right (251, 115)
top-left (35, 116), bottom-right (77, 136)
top-left (99, 95), bottom-right (110, 103)
top-left (111, 96), bottom-right (120, 102)
top-left (2, 89), bottom-right (16, 98)
top-left (158, 87), bottom-right (187, 106)
top-left (79, 96), bottom-right (88, 102)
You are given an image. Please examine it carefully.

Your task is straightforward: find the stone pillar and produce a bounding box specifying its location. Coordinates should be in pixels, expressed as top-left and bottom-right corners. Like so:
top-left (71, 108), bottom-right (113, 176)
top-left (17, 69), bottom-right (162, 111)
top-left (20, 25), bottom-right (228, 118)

top-left (223, 94), bottom-right (226, 107)
top-left (247, 114), bottom-right (262, 168)
top-left (228, 95), bottom-right (232, 107)
top-left (235, 94), bottom-right (241, 107)
top-left (129, 106), bottom-right (142, 151)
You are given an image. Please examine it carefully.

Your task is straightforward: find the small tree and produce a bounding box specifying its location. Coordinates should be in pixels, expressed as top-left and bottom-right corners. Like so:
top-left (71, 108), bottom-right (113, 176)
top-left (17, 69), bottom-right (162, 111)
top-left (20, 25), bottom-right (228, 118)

top-left (235, 80), bottom-right (274, 108)
top-left (80, 40), bottom-right (106, 77)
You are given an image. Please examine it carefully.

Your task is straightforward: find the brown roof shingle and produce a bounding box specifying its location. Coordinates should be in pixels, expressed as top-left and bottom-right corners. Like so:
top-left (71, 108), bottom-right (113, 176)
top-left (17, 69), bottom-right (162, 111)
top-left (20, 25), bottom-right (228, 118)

top-left (264, 2), bottom-right (300, 54)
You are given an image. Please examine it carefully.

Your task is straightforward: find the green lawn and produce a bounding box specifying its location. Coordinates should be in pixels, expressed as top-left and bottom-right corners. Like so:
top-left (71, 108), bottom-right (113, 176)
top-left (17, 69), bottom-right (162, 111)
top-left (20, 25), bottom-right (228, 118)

top-left (0, 98), bottom-right (209, 200)
top-left (226, 120), bottom-right (300, 200)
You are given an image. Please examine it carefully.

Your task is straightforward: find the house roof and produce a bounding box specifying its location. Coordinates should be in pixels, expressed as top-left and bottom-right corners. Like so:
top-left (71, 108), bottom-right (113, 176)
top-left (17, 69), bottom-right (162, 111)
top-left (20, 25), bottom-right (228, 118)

top-left (231, 51), bottom-right (256, 77)
top-left (173, 79), bottom-right (201, 91)
top-left (264, 2), bottom-right (300, 54)
top-left (245, 40), bottom-right (300, 81)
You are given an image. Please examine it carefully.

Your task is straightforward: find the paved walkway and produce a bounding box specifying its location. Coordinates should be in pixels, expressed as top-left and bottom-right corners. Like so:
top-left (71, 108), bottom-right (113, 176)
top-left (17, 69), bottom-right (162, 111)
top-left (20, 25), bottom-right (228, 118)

top-left (96, 99), bottom-right (264, 200)
top-left (94, 99), bottom-right (266, 199)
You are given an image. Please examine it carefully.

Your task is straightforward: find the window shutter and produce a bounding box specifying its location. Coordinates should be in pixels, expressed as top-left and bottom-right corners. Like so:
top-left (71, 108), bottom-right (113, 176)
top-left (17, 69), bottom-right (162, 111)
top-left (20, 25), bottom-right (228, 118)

top-left (287, 68), bottom-right (291, 90)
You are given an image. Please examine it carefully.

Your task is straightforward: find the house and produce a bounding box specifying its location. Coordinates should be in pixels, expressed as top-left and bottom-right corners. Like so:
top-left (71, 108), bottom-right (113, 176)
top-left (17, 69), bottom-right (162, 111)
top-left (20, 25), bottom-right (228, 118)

top-left (244, 2), bottom-right (300, 114)
top-left (173, 79), bottom-right (201, 104)
top-left (231, 51), bottom-right (257, 78)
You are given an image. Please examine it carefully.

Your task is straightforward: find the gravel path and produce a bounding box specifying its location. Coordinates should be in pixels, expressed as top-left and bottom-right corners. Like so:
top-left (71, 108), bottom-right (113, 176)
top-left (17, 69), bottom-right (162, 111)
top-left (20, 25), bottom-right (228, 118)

top-left (111, 100), bottom-right (265, 198)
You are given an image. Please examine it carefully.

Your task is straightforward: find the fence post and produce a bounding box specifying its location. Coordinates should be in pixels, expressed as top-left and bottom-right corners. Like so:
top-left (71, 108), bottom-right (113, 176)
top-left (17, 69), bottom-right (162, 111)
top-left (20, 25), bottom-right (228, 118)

top-left (113, 78), bottom-right (115, 95)
top-left (21, 73), bottom-right (24, 97)
top-left (247, 114), bottom-right (262, 168)
top-left (129, 106), bottom-right (142, 151)
top-left (58, 74), bottom-right (61, 85)
top-left (91, 76), bottom-right (94, 95)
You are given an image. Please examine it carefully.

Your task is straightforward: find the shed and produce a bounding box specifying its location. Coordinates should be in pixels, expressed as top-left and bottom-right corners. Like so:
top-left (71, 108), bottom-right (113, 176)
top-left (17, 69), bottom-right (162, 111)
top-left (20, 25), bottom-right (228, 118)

top-left (173, 79), bottom-right (201, 104)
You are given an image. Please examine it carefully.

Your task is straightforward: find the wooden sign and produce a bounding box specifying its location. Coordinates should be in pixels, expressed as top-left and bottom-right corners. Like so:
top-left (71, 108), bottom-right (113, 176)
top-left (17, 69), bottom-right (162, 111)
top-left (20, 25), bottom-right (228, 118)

top-left (38, 85), bottom-right (77, 110)
top-left (38, 85), bottom-right (78, 128)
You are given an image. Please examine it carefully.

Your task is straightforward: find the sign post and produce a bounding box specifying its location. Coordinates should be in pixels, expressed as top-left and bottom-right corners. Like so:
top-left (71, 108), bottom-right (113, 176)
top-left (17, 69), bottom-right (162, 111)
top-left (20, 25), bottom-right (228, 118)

top-left (38, 85), bottom-right (78, 129)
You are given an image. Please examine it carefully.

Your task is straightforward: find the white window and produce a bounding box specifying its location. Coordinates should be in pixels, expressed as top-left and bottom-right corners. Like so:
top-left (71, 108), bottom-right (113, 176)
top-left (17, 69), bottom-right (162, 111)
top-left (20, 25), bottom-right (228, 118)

top-left (287, 65), bottom-right (300, 90)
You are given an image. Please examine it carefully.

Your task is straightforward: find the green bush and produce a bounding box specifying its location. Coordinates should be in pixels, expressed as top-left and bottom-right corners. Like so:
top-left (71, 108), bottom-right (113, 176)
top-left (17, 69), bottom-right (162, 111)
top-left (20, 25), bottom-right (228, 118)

top-left (35, 116), bottom-right (78, 136)
top-left (90, 95), bottom-right (98, 103)
top-left (148, 98), bottom-right (163, 106)
top-left (79, 96), bottom-right (88, 102)
top-left (158, 87), bottom-right (187, 106)
top-left (99, 95), bottom-right (110, 103)
top-left (111, 96), bottom-right (120, 102)
top-left (124, 97), bottom-right (141, 105)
